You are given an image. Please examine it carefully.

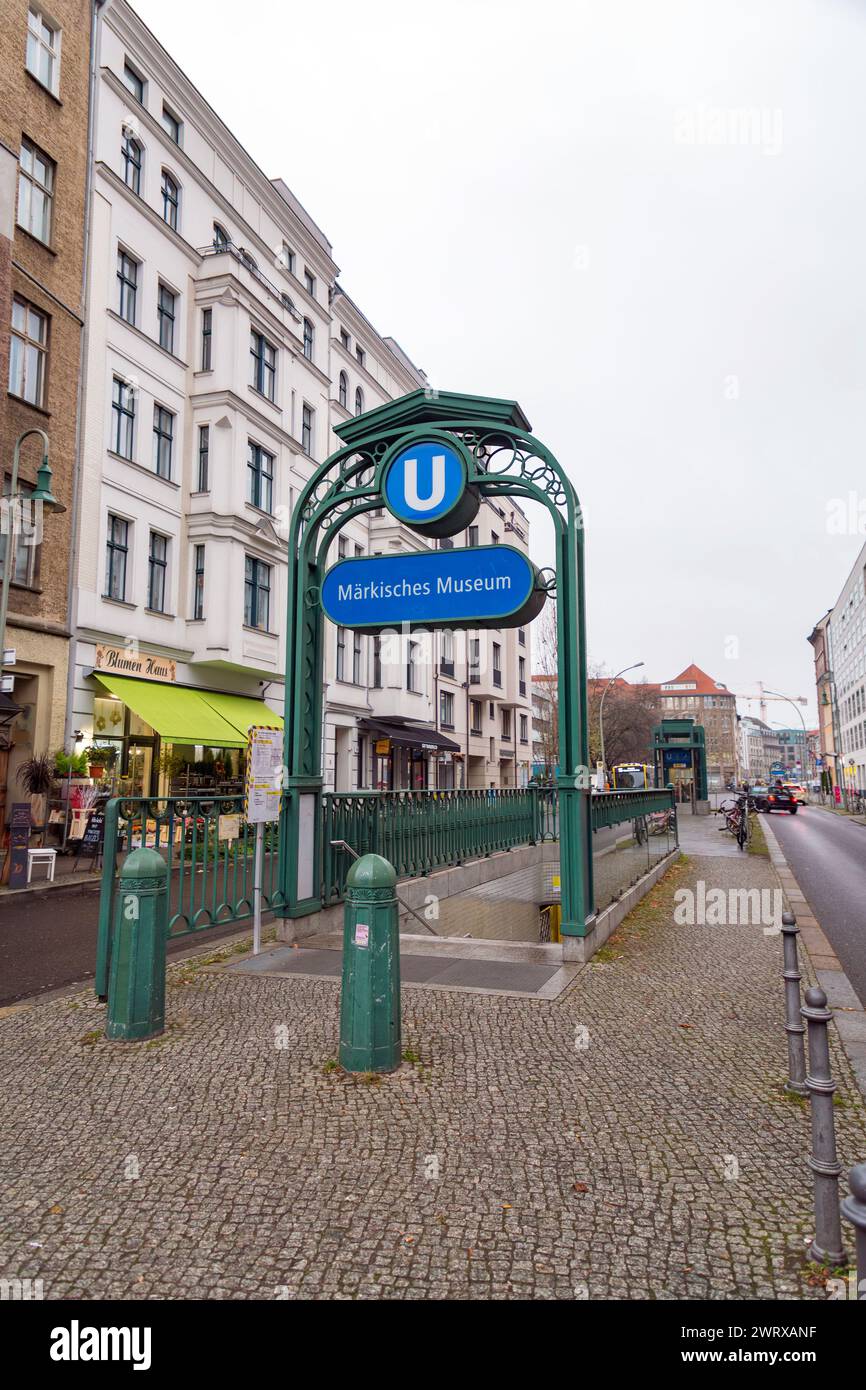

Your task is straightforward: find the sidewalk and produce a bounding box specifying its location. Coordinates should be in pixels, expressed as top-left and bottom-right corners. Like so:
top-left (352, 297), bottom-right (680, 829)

top-left (1, 819), bottom-right (864, 1300)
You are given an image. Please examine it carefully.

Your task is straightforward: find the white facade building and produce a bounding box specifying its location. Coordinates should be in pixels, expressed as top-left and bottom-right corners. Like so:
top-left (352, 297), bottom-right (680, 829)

top-left (70, 0), bottom-right (532, 797)
top-left (824, 540), bottom-right (866, 793)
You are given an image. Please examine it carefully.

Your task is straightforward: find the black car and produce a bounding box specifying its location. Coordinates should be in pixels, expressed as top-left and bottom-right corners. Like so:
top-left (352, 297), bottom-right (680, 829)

top-left (757, 783), bottom-right (798, 814)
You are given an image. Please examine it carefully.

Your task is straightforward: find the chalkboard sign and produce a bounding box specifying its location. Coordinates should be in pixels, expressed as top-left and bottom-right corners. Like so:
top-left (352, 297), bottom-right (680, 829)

top-left (74, 808), bottom-right (106, 872)
top-left (8, 802), bottom-right (31, 890)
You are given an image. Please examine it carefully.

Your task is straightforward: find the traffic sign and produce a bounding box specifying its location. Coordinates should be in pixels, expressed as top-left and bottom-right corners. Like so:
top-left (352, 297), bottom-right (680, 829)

top-left (321, 545), bottom-right (546, 632)
top-left (245, 726), bottom-right (282, 824)
top-left (379, 433), bottom-right (478, 537)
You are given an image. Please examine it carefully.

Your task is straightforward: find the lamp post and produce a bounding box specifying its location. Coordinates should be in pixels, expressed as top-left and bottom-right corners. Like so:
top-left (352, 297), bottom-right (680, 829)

top-left (599, 661), bottom-right (644, 786)
top-left (763, 689), bottom-right (810, 788)
top-left (0, 429), bottom-right (66, 687)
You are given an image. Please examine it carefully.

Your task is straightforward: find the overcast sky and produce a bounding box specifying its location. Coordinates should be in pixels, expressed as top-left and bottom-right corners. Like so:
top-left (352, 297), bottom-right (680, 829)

top-left (132, 0), bottom-right (866, 727)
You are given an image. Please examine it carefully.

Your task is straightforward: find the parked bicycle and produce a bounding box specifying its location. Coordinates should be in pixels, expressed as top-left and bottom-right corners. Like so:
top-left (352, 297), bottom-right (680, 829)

top-left (714, 792), bottom-right (757, 851)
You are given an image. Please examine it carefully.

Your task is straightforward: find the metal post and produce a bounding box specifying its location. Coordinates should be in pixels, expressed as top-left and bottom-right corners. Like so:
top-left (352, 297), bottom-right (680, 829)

top-left (339, 852), bottom-right (400, 1072)
top-left (781, 911), bottom-right (808, 1095)
top-left (253, 820), bottom-right (264, 955)
top-left (801, 985), bottom-right (846, 1265)
top-left (106, 846), bottom-right (168, 1041)
top-left (841, 1164), bottom-right (866, 1299)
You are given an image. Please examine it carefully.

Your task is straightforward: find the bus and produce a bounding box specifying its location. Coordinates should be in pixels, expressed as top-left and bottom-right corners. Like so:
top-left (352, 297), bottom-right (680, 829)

top-left (611, 762), bottom-right (650, 790)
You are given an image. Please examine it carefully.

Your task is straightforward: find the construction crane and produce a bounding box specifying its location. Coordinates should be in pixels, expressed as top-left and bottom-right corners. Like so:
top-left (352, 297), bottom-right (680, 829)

top-left (731, 681), bottom-right (808, 726)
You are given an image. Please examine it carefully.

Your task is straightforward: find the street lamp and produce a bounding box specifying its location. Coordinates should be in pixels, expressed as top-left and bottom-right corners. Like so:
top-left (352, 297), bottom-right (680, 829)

top-left (0, 429), bottom-right (65, 697)
top-left (763, 687), bottom-right (810, 787)
top-left (599, 661), bottom-right (644, 786)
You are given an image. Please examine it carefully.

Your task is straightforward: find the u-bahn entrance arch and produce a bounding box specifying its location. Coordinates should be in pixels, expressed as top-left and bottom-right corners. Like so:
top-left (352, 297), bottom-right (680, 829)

top-left (279, 389), bottom-right (595, 938)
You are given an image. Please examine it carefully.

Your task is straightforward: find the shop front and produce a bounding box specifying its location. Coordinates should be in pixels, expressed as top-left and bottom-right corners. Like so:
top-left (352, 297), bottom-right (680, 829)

top-left (359, 717), bottom-right (460, 792)
top-left (88, 671), bottom-right (282, 798)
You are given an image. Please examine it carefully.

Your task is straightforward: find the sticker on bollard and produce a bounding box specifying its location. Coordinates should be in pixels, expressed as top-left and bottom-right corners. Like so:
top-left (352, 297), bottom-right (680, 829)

top-left (106, 846), bottom-right (169, 1042)
top-left (339, 854), bottom-right (401, 1073)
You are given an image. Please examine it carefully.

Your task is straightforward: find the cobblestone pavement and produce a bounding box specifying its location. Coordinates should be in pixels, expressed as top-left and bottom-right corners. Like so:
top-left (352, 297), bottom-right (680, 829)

top-left (1, 851), bottom-right (864, 1301)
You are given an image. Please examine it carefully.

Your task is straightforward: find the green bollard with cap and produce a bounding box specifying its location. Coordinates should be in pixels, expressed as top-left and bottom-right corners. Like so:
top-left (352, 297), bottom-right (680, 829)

top-left (339, 853), bottom-right (401, 1072)
top-left (106, 846), bottom-right (168, 1041)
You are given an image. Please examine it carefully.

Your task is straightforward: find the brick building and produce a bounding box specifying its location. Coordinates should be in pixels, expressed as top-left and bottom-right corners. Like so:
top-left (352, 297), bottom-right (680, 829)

top-left (0, 1), bottom-right (92, 827)
top-left (656, 663), bottom-right (738, 788)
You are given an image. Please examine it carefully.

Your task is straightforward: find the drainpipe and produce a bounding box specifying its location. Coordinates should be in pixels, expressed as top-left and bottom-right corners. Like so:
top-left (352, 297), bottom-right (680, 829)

top-left (64, 1), bottom-right (105, 748)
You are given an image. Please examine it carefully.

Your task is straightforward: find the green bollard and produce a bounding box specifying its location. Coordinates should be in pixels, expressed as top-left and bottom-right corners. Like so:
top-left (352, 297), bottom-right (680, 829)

top-left (339, 853), bottom-right (401, 1072)
top-left (106, 847), bottom-right (168, 1041)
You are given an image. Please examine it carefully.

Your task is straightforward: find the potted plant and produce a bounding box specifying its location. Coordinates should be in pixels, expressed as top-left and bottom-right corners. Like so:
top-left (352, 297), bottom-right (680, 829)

top-left (84, 745), bottom-right (118, 779)
top-left (54, 748), bottom-right (89, 778)
top-left (15, 753), bottom-right (57, 847)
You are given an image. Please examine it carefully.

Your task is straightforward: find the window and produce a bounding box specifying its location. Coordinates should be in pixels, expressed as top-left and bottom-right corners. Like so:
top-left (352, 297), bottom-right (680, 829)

top-left (470, 700), bottom-right (483, 735)
top-left (244, 556), bottom-right (271, 630)
top-left (26, 9), bottom-right (60, 94)
top-left (192, 543), bottom-right (205, 620)
top-left (338, 536), bottom-right (348, 560)
top-left (354, 386), bottom-right (364, 417)
top-left (469, 637), bottom-right (481, 683)
top-left (492, 642), bottom-right (502, 687)
top-left (250, 330), bottom-right (276, 401)
top-left (336, 626), bottom-right (346, 681)
top-left (117, 250), bottom-right (138, 324)
top-left (213, 222), bottom-right (229, 249)
top-left (371, 635), bottom-right (383, 689)
top-left (340, 329), bottom-right (350, 350)
top-left (152, 404), bottom-right (174, 479)
top-left (162, 105), bottom-right (181, 144)
top-left (280, 242), bottom-right (294, 273)
top-left (440, 690), bottom-right (455, 728)
top-left (157, 283), bottom-right (176, 353)
top-left (468, 525), bottom-right (479, 548)
top-left (200, 307), bottom-right (212, 370)
top-left (518, 627), bottom-right (526, 646)
top-left (161, 170), bottom-right (179, 230)
top-left (355, 345), bottom-right (365, 367)
top-left (301, 403), bottom-right (313, 455)
top-left (304, 268), bottom-right (315, 297)
top-left (440, 629), bottom-right (454, 675)
top-left (147, 531), bottom-right (167, 612)
top-left (491, 530), bottom-right (499, 544)
top-left (123, 61), bottom-right (145, 103)
top-left (105, 515), bottom-right (128, 601)
top-left (0, 479), bottom-right (39, 588)
top-left (9, 298), bottom-right (48, 407)
top-left (407, 640), bottom-right (420, 692)
top-left (501, 708), bottom-right (511, 740)
top-left (17, 138), bottom-right (54, 243)
top-left (520, 713), bottom-right (528, 743)
top-left (122, 132), bottom-right (142, 194)
top-left (338, 371), bottom-right (348, 409)
top-left (111, 376), bottom-right (135, 459)
top-left (196, 425), bottom-right (209, 491)
top-left (302, 317), bottom-right (314, 361)
top-left (353, 629), bottom-right (362, 685)
top-left (247, 441), bottom-right (274, 513)
top-left (519, 655), bottom-right (526, 695)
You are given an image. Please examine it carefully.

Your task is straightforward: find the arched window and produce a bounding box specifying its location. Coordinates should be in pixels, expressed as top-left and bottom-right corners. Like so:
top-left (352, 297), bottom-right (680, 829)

top-left (239, 247), bottom-right (257, 272)
top-left (338, 371), bottom-right (348, 409)
top-left (303, 317), bottom-right (314, 361)
top-left (161, 169), bottom-right (179, 230)
top-left (122, 132), bottom-right (142, 194)
top-left (354, 386), bottom-right (364, 417)
top-left (213, 222), bottom-right (229, 250)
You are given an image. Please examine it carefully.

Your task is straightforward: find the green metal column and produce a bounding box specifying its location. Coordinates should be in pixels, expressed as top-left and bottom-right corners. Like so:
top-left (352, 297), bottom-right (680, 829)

top-left (339, 853), bottom-right (401, 1072)
top-left (106, 847), bottom-right (168, 1041)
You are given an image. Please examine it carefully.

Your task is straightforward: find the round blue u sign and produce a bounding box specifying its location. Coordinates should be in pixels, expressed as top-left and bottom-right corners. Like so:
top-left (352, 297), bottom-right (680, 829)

top-left (382, 439), bottom-right (466, 526)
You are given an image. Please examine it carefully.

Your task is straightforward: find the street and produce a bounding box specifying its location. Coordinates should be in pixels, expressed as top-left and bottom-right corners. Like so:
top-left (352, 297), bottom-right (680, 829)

top-left (764, 804), bottom-right (866, 1008)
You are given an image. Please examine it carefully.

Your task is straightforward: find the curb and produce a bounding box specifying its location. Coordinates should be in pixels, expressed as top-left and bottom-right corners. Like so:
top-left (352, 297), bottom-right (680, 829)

top-left (761, 814), bottom-right (866, 1101)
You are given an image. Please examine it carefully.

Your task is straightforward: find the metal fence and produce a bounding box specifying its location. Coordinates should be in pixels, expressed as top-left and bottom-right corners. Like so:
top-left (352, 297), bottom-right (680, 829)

top-left (95, 786), bottom-right (676, 992)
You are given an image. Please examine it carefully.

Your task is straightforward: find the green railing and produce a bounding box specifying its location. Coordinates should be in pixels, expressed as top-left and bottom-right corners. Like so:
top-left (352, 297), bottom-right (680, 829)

top-left (95, 795), bottom-right (284, 996)
top-left (96, 786), bottom-right (676, 993)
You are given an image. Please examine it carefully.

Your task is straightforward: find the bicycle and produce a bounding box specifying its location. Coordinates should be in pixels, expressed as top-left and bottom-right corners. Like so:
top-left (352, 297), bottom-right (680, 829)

top-left (715, 793), bottom-right (755, 851)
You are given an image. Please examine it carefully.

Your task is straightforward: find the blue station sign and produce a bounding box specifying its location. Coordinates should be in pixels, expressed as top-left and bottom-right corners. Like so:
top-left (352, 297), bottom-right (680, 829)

top-left (321, 544), bottom-right (547, 633)
top-left (379, 433), bottom-right (479, 538)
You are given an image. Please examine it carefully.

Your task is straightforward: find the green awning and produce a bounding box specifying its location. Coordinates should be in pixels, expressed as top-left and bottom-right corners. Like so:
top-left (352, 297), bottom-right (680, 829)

top-left (94, 675), bottom-right (247, 748)
top-left (198, 691), bottom-right (283, 741)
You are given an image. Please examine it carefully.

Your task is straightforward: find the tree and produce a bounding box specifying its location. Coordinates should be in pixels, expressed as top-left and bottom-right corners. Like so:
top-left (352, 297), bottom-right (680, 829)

top-left (587, 667), bottom-right (658, 772)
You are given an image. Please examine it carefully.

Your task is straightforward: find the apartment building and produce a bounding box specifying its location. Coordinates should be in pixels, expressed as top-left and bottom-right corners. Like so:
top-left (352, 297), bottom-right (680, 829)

top-left (69, 0), bottom-right (532, 797)
top-left (656, 663), bottom-right (738, 788)
top-left (737, 716), bottom-right (770, 784)
top-left (811, 541), bottom-right (866, 794)
top-left (808, 611), bottom-right (837, 792)
top-left (0, 1), bottom-right (92, 826)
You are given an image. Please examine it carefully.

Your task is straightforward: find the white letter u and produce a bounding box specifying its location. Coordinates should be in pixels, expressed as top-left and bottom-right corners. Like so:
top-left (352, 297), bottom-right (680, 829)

top-left (404, 455), bottom-right (446, 511)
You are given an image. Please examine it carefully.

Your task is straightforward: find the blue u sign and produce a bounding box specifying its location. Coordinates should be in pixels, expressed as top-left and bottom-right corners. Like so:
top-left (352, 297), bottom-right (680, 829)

top-left (321, 545), bottom-right (547, 633)
top-left (380, 435), bottom-right (479, 537)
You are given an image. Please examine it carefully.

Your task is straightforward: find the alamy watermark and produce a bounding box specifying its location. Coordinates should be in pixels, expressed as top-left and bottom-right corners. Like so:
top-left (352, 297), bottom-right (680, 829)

top-left (674, 104), bottom-right (783, 156)
top-left (674, 882), bottom-right (784, 933)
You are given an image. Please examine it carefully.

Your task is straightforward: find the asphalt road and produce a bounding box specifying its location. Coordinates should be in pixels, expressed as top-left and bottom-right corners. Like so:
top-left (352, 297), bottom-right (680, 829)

top-left (768, 804), bottom-right (866, 1007)
top-left (0, 889), bottom-right (257, 1007)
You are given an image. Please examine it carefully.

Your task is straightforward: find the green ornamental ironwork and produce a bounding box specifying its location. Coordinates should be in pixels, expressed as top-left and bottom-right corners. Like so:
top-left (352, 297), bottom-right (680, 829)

top-left (278, 389), bottom-right (594, 937)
